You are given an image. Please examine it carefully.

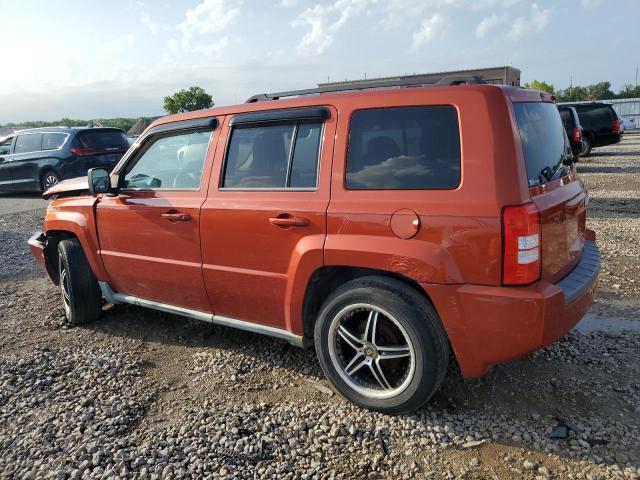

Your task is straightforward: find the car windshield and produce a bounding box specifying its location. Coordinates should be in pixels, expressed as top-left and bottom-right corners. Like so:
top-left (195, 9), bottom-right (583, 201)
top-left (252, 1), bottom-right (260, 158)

top-left (76, 130), bottom-right (129, 150)
top-left (514, 102), bottom-right (571, 187)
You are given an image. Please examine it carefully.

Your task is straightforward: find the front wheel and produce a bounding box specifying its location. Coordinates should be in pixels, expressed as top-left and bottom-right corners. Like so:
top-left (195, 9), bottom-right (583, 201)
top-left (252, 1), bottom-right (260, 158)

top-left (314, 276), bottom-right (449, 413)
top-left (58, 238), bottom-right (102, 324)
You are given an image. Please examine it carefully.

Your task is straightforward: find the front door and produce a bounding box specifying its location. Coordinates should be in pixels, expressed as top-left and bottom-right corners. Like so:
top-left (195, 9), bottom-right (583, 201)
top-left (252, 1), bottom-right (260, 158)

top-left (0, 136), bottom-right (14, 188)
top-left (200, 107), bottom-right (336, 331)
top-left (96, 121), bottom-right (220, 313)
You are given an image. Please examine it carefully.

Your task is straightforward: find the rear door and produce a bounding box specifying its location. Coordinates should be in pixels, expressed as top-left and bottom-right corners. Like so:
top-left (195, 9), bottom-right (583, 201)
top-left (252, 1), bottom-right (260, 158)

top-left (96, 119), bottom-right (219, 312)
top-left (513, 101), bottom-right (586, 283)
top-left (200, 106), bottom-right (336, 330)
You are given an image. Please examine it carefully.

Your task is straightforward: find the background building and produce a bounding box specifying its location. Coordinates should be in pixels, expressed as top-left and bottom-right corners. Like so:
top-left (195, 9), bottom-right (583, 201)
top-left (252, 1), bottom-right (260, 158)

top-left (319, 66), bottom-right (521, 89)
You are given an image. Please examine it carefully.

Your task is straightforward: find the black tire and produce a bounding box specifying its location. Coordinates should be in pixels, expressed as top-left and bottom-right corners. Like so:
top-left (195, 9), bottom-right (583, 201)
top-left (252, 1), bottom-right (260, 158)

top-left (57, 238), bottom-right (102, 325)
top-left (314, 276), bottom-right (449, 414)
top-left (582, 136), bottom-right (593, 157)
top-left (41, 170), bottom-right (61, 192)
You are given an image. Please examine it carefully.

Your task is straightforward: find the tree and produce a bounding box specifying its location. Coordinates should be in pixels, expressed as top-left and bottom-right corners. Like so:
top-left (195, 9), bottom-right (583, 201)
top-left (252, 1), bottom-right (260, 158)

top-left (584, 81), bottom-right (615, 101)
top-left (616, 84), bottom-right (640, 99)
top-left (556, 85), bottom-right (587, 102)
top-left (523, 80), bottom-right (555, 95)
top-left (163, 86), bottom-right (213, 114)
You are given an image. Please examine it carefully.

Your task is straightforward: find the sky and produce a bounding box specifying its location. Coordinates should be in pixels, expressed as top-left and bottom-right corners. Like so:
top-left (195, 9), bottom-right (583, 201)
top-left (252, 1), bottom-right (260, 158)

top-left (0, 0), bottom-right (638, 123)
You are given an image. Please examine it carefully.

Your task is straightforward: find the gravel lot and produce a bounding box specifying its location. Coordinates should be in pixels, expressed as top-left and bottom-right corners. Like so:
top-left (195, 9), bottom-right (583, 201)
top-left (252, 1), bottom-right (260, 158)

top-left (1, 136), bottom-right (639, 479)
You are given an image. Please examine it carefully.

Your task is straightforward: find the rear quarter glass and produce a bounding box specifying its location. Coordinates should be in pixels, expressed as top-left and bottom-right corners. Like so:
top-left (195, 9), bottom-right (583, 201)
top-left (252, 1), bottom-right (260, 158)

top-left (513, 102), bottom-right (570, 187)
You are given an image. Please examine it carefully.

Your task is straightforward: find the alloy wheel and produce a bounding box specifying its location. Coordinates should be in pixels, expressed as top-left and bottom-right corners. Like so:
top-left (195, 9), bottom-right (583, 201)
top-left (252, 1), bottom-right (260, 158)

top-left (44, 174), bottom-right (59, 189)
top-left (328, 303), bottom-right (416, 399)
top-left (60, 264), bottom-right (71, 316)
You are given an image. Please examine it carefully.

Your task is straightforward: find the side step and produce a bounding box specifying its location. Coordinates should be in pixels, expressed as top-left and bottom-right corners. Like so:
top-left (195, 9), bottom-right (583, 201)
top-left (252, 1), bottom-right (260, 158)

top-left (98, 282), bottom-right (305, 348)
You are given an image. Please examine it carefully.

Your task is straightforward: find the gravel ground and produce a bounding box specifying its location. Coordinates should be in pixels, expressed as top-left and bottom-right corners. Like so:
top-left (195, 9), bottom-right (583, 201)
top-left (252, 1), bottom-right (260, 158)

top-left (0, 136), bottom-right (639, 479)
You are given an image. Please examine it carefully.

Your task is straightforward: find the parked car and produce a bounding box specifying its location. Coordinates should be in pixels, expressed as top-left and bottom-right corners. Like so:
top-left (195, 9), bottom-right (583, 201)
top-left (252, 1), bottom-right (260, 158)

top-left (0, 127), bottom-right (129, 192)
top-left (562, 102), bottom-right (621, 156)
top-left (557, 106), bottom-right (585, 157)
top-left (29, 80), bottom-right (600, 413)
top-left (619, 114), bottom-right (636, 131)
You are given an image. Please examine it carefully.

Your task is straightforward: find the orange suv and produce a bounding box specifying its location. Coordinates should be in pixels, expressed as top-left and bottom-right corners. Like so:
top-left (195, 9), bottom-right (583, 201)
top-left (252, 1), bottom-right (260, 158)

top-left (29, 77), bottom-right (600, 413)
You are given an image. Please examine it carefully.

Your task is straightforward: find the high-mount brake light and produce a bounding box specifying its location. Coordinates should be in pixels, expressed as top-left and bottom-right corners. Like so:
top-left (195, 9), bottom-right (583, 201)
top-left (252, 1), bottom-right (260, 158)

top-left (502, 203), bottom-right (541, 285)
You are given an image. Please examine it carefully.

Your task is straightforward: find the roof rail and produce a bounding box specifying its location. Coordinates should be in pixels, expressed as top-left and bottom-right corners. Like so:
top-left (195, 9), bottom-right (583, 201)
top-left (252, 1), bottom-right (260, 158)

top-left (246, 75), bottom-right (486, 103)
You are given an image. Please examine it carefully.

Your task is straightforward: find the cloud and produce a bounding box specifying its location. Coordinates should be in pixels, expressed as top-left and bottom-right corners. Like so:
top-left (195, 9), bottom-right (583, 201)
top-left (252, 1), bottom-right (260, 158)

top-left (293, 0), bottom-right (371, 56)
top-left (409, 14), bottom-right (446, 52)
top-left (508, 3), bottom-right (551, 39)
top-left (178, 0), bottom-right (241, 47)
top-left (141, 14), bottom-right (170, 34)
top-left (98, 34), bottom-right (135, 54)
top-left (475, 13), bottom-right (508, 38)
top-left (581, 0), bottom-right (602, 8)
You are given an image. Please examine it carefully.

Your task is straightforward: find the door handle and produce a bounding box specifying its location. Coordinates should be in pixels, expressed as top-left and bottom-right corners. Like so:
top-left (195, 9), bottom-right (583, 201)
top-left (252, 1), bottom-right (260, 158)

top-left (269, 216), bottom-right (310, 227)
top-left (161, 212), bottom-right (191, 221)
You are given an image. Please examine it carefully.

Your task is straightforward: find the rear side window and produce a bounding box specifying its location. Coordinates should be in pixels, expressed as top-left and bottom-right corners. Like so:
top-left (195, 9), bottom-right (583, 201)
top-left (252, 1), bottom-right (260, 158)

top-left (514, 102), bottom-right (571, 187)
top-left (223, 121), bottom-right (322, 189)
top-left (346, 106), bottom-right (461, 190)
top-left (76, 130), bottom-right (129, 150)
top-left (14, 133), bottom-right (43, 154)
top-left (42, 133), bottom-right (67, 150)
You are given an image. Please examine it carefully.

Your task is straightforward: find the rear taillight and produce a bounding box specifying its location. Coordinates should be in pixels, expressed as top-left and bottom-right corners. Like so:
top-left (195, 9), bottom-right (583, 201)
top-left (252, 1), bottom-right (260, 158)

top-left (572, 127), bottom-right (582, 142)
top-left (612, 118), bottom-right (620, 133)
top-left (70, 147), bottom-right (101, 156)
top-left (502, 203), bottom-right (541, 285)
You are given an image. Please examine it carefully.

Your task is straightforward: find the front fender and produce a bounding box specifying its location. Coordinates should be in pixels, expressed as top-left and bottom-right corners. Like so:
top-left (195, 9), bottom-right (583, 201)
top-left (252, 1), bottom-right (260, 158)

top-left (43, 196), bottom-right (110, 282)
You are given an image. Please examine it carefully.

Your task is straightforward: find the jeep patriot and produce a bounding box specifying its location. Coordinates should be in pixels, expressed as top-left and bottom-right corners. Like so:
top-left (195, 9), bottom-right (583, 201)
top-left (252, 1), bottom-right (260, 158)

top-left (29, 77), bottom-right (600, 413)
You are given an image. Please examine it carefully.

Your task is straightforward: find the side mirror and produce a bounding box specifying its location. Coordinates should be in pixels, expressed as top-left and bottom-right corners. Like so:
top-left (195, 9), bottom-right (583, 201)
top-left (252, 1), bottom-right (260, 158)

top-left (88, 168), bottom-right (111, 195)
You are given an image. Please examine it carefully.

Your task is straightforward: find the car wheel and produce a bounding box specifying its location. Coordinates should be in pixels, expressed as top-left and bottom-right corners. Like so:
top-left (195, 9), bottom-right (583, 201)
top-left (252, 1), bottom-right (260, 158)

top-left (582, 136), bottom-right (593, 157)
top-left (57, 238), bottom-right (102, 325)
top-left (41, 171), bottom-right (61, 191)
top-left (314, 276), bottom-right (449, 413)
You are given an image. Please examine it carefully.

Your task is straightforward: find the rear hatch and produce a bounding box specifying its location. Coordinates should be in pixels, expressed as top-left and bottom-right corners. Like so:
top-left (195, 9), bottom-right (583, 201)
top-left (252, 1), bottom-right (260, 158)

top-left (513, 101), bottom-right (587, 283)
top-left (72, 129), bottom-right (130, 168)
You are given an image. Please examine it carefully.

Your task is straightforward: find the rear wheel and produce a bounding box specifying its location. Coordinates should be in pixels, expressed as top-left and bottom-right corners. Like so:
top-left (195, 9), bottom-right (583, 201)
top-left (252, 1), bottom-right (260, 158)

top-left (582, 136), bottom-right (593, 157)
top-left (314, 276), bottom-right (449, 413)
top-left (57, 238), bottom-right (102, 324)
top-left (41, 170), bottom-right (61, 191)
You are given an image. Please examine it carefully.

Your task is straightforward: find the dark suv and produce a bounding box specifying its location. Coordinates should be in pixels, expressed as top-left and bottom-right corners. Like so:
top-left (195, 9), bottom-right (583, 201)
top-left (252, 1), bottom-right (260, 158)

top-left (0, 127), bottom-right (129, 192)
top-left (562, 102), bottom-right (621, 156)
top-left (557, 106), bottom-right (584, 157)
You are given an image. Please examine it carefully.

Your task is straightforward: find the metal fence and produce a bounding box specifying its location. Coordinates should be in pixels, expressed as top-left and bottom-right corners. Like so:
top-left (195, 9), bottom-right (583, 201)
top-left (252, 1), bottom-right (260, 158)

top-left (558, 97), bottom-right (640, 131)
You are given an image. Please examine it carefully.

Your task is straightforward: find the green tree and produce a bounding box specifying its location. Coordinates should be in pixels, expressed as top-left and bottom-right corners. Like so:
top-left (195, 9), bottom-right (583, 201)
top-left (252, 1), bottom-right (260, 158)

top-left (616, 83), bottom-right (640, 99)
top-left (584, 81), bottom-right (615, 101)
top-left (523, 80), bottom-right (555, 94)
top-left (556, 85), bottom-right (588, 102)
top-left (163, 86), bottom-right (213, 114)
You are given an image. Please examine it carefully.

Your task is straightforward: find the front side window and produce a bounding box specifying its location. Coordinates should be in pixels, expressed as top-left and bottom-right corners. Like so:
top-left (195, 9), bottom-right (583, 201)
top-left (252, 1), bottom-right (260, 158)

top-left (0, 136), bottom-right (13, 155)
top-left (346, 106), bottom-right (461, 190)
top-left (14, 133), bottom-right (43, 154)
top-left (223, 121), bottom-right (322, 189)
top-left (123, 130), bottom-right (212, 190)
top-left (42, 133), bottom-right (67, 151)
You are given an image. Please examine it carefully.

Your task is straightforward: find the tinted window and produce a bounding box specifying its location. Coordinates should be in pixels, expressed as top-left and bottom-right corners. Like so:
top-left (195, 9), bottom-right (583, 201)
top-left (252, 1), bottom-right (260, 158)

top-left (42, 133), bottom-right (67, 150)
top-left (14, 133), bottom-right (43, 154)
top-left (77, 130), bottom-right (129, 150)
top-left (345, 106), bottom-right (460, 190)
top-left (572, 104), bottom-right (615, 129)
top-left (514, 102), bottom-right (571, 187)
top-left (123, 130), bottom-right (212, 190)
top-left (223, 121), bottom-right (322, 189)
top-left (0, 136), bottom-right (12, 155)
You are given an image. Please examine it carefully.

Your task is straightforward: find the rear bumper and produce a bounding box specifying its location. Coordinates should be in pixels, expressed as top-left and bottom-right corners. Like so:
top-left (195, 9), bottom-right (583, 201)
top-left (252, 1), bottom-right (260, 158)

top-left (594, 133), bottom-right (621, 147)
top-left (424, 238), bottom-right (600, 378)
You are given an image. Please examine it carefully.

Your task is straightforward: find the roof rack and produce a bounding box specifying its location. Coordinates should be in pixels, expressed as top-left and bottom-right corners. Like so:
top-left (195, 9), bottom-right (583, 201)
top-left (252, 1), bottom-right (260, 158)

top-left (246, 75), bottom-right (486, 103)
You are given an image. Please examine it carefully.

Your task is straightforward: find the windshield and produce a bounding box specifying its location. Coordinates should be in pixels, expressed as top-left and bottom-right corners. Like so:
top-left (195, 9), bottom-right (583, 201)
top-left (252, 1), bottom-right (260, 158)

top-left (514, 102), bottom-right (571, 187)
